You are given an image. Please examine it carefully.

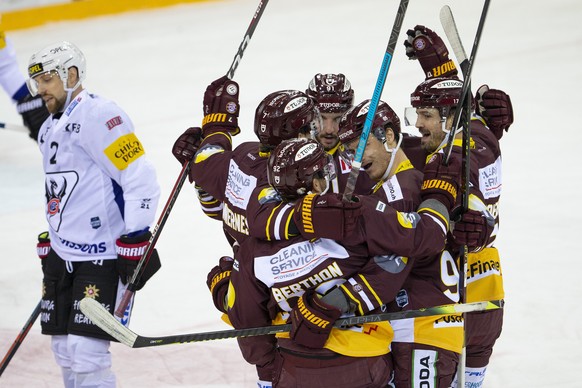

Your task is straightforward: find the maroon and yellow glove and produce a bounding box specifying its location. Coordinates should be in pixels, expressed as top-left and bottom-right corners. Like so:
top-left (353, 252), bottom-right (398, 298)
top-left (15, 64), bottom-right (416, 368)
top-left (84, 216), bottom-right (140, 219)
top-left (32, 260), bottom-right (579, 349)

top-left (475, 85), bottom-right (514, 140)
top-left (404, 25), bottom-right (458, 80)
top-left (202, 76), bottom-right (240, 137)
top-left (206, 256), bottom-right (234, 313)
top-left (293, 193), bottom-right (362, 242)
top-left (290, 288), bottom-right (341, 349)
top-left (172, 127), bottom-right (202, 165)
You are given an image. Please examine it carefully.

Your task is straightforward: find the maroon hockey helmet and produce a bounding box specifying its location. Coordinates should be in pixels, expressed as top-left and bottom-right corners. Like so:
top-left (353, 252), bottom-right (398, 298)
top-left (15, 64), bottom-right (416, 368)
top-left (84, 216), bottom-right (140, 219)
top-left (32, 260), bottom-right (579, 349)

top-left (254, 90), bottom-right (321, 148)
top-left (306, 73), bottom-right (355, 113)
top-left (410, 76), bottom-right (463, 119)
top-left (338, 99), bottom-right (401, 146)
top-left (267, 138), bottom-right (334, 201)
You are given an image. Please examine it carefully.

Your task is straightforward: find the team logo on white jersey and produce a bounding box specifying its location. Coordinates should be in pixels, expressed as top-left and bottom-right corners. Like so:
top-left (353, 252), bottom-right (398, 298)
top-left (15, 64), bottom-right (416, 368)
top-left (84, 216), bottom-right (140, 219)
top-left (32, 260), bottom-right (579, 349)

top-left (45, 171), bottom-right (79, 232)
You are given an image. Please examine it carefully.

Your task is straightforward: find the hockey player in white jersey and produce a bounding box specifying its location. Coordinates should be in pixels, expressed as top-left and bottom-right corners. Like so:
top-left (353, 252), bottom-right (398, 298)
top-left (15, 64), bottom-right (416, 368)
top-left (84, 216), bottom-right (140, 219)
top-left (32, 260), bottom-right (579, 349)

top-left (27, 41), bottom-right (161, 387)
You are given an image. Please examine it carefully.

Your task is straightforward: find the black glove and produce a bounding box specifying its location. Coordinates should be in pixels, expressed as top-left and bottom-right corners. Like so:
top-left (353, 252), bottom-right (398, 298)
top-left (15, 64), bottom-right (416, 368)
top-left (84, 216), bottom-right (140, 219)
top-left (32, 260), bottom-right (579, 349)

top-left (206, 256), bottom-right (234, 313)
top-left (475, 85), bottom-right (514, 140)
top-left (421, 152), bottom-right (461, 212)
top-left (202, 76), bottom-right (240, 137)
top-left (290, 288), bottom-right (341, 349)
top-left (16, 92), bottom-right (49, 141)
top-left (172, 126), bottom-right (202, 168)
top-left (292, 193), bottom-right (362, 242)
top-left (403, 25), bottom-right (458, 80)
top-left (116, 231), bottom-right (161, 290)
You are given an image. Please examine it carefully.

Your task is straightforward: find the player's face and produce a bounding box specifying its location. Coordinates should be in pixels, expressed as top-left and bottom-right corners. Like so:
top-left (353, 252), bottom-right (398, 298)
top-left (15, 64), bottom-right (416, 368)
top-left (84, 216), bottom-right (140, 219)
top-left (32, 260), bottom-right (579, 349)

top-left (33, 71), bottom-right (66, 114)
top-left (415, 108), bottom-right (446, 153)
top-left (346, 136), bottom-right (389, 181)
top-left (316, 112), bottom-right (344, 151)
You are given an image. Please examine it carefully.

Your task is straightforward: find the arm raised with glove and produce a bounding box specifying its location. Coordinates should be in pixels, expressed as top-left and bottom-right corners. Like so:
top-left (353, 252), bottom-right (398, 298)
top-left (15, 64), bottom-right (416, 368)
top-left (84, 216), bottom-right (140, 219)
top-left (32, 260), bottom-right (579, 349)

top-left (404, 25), bottom-right (459, 80)
top-left (475, 85), bottom-right (514, 140)
top-left (202, 76), bottom-right (240, 138)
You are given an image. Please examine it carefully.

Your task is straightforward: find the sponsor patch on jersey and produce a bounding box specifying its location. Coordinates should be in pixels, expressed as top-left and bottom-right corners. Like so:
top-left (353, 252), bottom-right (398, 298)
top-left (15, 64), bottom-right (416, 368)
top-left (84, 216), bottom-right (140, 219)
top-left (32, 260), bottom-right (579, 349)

top-left (479, 156), bottom-right (502, 199)
top-left (254, 238), bottom-right (349, 287)
top-left (412, 349), bottom-right (438, 387)
top-left (104, 133), bottom-right (144, 170)
top-left (225, 159), bottom-right (257, 209)
top-left (65, 96), bottom-right (82, 116)
top-left (433, 314), bottom-right (464, 328)
top-left (105, 115), bottom-right (123, 130)
top-left (383, 175), bottom-right (404, 202)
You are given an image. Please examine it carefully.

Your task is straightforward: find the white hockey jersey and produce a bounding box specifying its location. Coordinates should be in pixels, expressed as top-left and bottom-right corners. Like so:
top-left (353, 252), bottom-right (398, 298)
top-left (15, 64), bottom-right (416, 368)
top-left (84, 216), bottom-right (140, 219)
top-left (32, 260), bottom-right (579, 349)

top-left (38, 90), bottom-right (160, 261)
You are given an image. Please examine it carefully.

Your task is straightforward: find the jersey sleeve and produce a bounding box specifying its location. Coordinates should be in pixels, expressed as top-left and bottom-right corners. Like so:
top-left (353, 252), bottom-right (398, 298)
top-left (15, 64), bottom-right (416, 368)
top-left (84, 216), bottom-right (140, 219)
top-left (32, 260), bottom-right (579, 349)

top-left (80, 101), bottom-right (160, 233)
top-left (355, 195), bottom-right (449, 259)
top-left (247, 183), bottom-right (298, 241)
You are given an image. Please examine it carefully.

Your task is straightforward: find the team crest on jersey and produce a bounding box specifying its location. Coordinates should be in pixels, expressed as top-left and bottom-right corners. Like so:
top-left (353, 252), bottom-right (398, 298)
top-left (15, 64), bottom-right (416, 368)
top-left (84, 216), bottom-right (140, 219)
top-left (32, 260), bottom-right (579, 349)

top-left (45, 171), bottom-right (79, 232)
top-left (104, 133), bottom-right (144, 170)
top-left (83, 284), bottom-right (100, 299)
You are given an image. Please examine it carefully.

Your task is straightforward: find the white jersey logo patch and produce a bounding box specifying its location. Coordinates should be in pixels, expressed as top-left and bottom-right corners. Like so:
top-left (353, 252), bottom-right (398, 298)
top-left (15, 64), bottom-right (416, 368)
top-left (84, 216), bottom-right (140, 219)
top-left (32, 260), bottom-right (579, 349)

top-left (479, 156), bottom-right (502, 199)
top-left (254, 238), bottom-right (349, 287)
top-left (225, 159), bottom-right (257, 210)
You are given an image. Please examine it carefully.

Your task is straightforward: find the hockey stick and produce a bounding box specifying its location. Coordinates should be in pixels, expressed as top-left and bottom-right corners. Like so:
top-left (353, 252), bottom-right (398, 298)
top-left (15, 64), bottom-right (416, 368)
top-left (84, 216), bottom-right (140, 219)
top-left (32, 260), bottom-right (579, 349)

top-left (440, 7), bottom-right (481, 386)
top-left (342, 0), bottom-right (409, 201)
top-left (115, 1), bottom-right (269, 318)
top-left (114, 161), bottom-right (190, 318)
top-left (0, 122), bottom-right (28, 134)
top-left (441, 0), bottom-right (490, 166)
top-left (0, 300), bottom-right (41, 377)
top-left (82, 297), bottom-right (503, 348)
top-left (226, 0), bottom-right (269, 79)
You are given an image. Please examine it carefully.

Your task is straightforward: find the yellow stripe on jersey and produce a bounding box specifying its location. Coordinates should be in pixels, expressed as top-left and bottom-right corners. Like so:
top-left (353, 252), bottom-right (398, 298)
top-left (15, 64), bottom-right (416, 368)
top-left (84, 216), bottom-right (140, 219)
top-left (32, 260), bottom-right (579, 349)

top-left (103, 133), bottom-right (144, 170)
top-left (325, 322), bottom-right (393, 357)
top-left (357, 274), bottom-right (384, 306)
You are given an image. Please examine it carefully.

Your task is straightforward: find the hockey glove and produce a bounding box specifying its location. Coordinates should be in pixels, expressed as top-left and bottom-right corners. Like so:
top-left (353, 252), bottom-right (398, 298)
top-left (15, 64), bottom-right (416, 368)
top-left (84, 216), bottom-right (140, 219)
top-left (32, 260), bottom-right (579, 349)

top-left (206, 256), bottom-right (234, 313)
top-left (202, 76), bottom-right (240, 137)
top-left (290, 288), bottom-right (341, 349)
top-left (172, 127), bottom-right (202, 169)
top-left (293, 193), bottom-right (362, 242)
top-left (36, 231), bottom-right (51, 273)
top-left (450, 194), bottom-right (495, 252)
top-left (475, 85), bottom-right (514, 140)
top-left (16, 92), bottom-right (49, 141)
top-left (116, 230), bottom-right (161, 290)
top-left (403, 25), bottom-right (458, 80)
top-left (421, 152), bottom-right (461, 213)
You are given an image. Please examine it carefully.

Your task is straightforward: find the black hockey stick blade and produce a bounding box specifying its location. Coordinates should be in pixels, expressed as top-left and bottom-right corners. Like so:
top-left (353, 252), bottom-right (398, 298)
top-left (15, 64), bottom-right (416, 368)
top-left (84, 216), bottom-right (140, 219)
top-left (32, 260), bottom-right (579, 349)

top-left (226, 0), bottom-right (269, 79)
top-left (81, 297), bottom-right (503, 349)
top-left (0, 300), bottom-right (41, 376)
top-left (114, 161), bottom-right (191, 318)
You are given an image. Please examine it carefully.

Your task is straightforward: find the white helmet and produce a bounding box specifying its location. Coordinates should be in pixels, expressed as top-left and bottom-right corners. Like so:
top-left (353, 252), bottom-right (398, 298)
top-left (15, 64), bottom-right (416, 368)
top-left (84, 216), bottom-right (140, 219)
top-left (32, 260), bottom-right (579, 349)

top-left (27, 41), bottom-right (86, 96)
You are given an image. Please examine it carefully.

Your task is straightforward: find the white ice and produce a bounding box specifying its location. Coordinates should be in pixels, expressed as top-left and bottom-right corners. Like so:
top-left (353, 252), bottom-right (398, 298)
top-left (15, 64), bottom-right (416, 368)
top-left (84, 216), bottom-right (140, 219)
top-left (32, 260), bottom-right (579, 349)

top-left (1, 0), bottom-right (581, 386)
